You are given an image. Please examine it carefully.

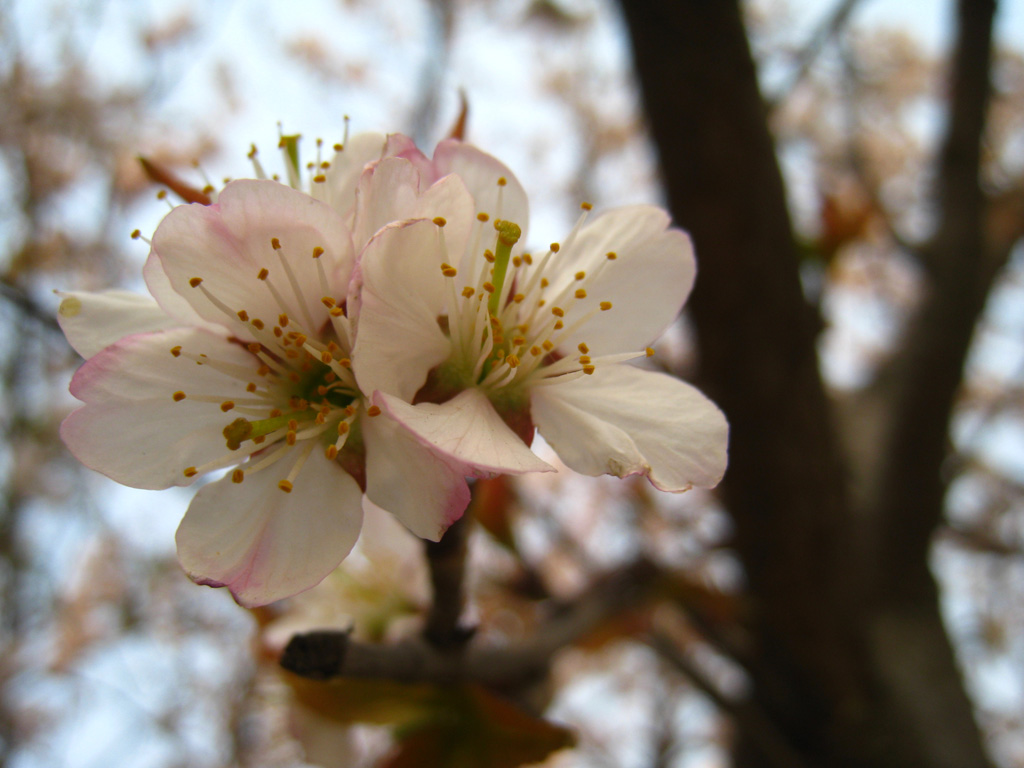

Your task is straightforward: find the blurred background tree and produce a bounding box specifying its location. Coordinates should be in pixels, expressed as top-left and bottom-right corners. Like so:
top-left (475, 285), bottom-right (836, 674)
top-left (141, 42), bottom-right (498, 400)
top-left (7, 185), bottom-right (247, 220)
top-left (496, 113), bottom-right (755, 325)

top-left (1, 0), bottom-right (1023, 767)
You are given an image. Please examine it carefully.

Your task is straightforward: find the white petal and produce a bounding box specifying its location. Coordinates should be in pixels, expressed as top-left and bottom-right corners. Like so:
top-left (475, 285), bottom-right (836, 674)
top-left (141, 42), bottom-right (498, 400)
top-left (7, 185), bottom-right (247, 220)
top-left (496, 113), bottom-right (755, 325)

top-left (432, 140), bottom-right (529, 236)
top-left (549, 206), bottom-right (695, 355)
top-left (68, 327), bottom-right (258, 404)
top-left (363, 413), bottom-right (470, 541)
top-left (323, 132), bottom-right (387, 219)
top-left (175, 448), bottom-right (364, 607)
top-left (531, 365), bottom-right (727, 491)
top-left (57, 290), bottom-right (180, 359)
top-left (62, 327), bottom-right (264, 489)
top-left (143, 251), bottom-right (219, 329)
top-left (351, 220), bottom-right (453, 401)
top-left (153, 180), bottom-right (353, 338)
top-left (61, 400), bottom-right (242, 489)
top-left (375, 389), bottom-right (554, 475)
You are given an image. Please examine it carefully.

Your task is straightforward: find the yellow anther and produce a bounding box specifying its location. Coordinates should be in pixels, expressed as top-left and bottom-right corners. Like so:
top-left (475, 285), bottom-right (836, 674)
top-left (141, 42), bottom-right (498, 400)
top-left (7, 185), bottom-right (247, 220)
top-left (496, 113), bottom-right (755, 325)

top-left (273, 327), bottom-right (283, 338)
top-left (477, 212), bottom-right (490, 222)
top-left (330, 307), bottom-right (345, 317)
top-left (512, 256), bottom-right (522, 267)
top-left (484, 250), bottom-right (496, 263)
top-left (189, 277), bottom-right (203, 288)
top-left (279, 313), bottom-right (289, 327)
top-left (507, 354), bottom-right (521, 368)
top-left (333, 143), bottom-right (343, 151)
top-left (483, 282), bottom-right (496, 294)
top-left (579, 355), bottom-right (591, 365)
top-left (512, 335), bottom-right (526, 347)
top-left (606, 251), bottom-right (618, 260)
top-left (286, 431), bottom-right (297, 446)
top-left (253, 435), bottom-right (266, 444)
top-left (551, 307), bottom-right (565, 318)
top-left (513, 293), bottom-right (525, 303)
top-left (257, 268), bottom-right (269, 280)
top-left (325, 446), bottom-right (339, 460)
top-left (578, 342), bottom-right (590, 354)
top-left (339, 358), bottom-right (352, 368)
top-left (278, 480), bottom-right (293, 493)
top-left (237, 310), bottom-right (249, 321)
top-left (246, 382), bottom-right (257, 393)
top-left (321, 351), bottom-right (332, 364)
top-left (581, 201), bottom-right (593, 211)
top-left (293, 333), bottom-right (307, 346)
top-left (170, 346), bottom-right (182, 357)
top-left (221, 401), bottom-right (235, 412)
top-left (247, 343), bottom-right (261, 354)
top-left (312, 246), bottom-right (325, 258)
top-left (252, 319), bottom-right (265, 330)
top-left (231, 469), bottom-right (244, 484)
top-left (497, 177), bottom-right (507, 186)
top-left (321, 296), bottom-right (336, 308)
top-left (337, 421), bottom-right (349, 435)
top-left (312, 174), bottom-right (326, 183)
top-left (575, 271), bottom-right (586, 281)
top-left (583, 365), bottom-right (596, 375)
top-left (287, 419), bottom-right (298, 431)
top-left (184, 467), bottom-right (198, 478)
top-left (523, 254), bottom-right (533, 265)
top-left (441, 263), bottom-right (458, 277)
top-left (367, 405), bottom-right (382, 417)
top-left (542, 340), bottom-right (554, 351)
top-left (271, 237), bottom-right (282, 250)
top-left (646, 347), bottom-right (656, 357)
top-left (600, 301), bottom-right (613, 311)
top-left (433, 216), bottom-right (447, 227)
top-left (554, 320), bottom-right (564, 330)
top-left (575, 288), bottom-right (587, 299)
top-left (540, 278), bottom-right (549, 288)
top-left (172, 391), bottom-right (186, 402)
top-left (530, 345), bottom-right (542, 356)
top-left (550, 243), bottom-right (560, 253)
top-left (462, 287), bottom-right (475, 298)
top-left (131, 229), bottom-right (141, 240)
top-left (270, 409), bottom-right (283, 418)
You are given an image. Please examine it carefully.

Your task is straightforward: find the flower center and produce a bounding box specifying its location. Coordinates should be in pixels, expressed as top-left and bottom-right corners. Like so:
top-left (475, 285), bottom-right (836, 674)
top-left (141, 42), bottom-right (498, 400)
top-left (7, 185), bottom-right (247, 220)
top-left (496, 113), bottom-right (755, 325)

top-left (172, 236), bottom-right (370, 493)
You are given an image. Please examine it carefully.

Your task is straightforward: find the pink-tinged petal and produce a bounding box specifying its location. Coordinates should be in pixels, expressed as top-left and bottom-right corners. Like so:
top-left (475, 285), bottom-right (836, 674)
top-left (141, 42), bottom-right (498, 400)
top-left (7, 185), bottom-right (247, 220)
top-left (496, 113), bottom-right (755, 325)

top-left (62, 327), bottom-right (264, 489)
top-left (323, 132), bottom-right (387, 219)
top-left (352, 158), bottom-right (476, 253)
top-left (175, 448), bottom-right (364, 607)
top-left (143, 251), bottom-right (219, 329)
top-left (375, 389), bottom-right (554, 475)
top-left (531, 365), bottom-right (727, 491)
top-left (154, 180), bottom-right (353, 338)
top-left (351, 220), bottom-right (452, 401)
top-left (68, 327), bottom-right (257, 404)
top-left (57, 290), bottom-right (180, 359)
top-left (432, 140), bottom-right (529, 236)
top-left (60, 400), bottom-right (242, 489)
top-left (362, 412), bottom-right (470, 541)
top-left (549, 206), bottom-right (695, 356)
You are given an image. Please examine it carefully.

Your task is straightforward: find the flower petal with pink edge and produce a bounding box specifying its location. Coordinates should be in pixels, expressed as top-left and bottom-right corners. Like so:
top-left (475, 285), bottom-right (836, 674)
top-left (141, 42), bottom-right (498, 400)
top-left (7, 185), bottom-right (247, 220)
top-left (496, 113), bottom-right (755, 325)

top-left (322, 132), bottom-right (387, 219)
top-left (374, 389), bottom-right (554, 475)
top-left (531, 365), bottom-right (727, 491)
top-left (363, 412), bottom-right (470, 541)
top-left (547, 206), bottom-right (695, 356)
top-left (57, 290), bottom-right (181, 359)
top-left (175, 447), bottom-right (364, 607)
top-left (62, 327), bottom-right (264, 488)
top-left (143, 251), bottom-right (221, 330)
top-left (154, 180), bottom-right (353, 339)
top-left (432, 139), bottom-right (529, 235)
top-left (351, 220), bottom-right (453, 401)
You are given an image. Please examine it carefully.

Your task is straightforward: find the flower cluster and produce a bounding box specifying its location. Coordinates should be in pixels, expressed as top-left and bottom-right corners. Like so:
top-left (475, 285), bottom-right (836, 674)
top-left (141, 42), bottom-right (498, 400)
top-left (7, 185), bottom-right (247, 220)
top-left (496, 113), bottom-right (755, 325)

top-left (58, 129), bottom-right (728, 607)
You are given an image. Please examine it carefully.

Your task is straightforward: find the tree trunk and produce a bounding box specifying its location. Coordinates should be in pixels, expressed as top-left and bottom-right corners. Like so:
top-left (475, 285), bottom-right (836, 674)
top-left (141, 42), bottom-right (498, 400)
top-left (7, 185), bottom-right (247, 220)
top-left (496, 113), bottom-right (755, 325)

top-left (617, 1), bottom-right (997, 766)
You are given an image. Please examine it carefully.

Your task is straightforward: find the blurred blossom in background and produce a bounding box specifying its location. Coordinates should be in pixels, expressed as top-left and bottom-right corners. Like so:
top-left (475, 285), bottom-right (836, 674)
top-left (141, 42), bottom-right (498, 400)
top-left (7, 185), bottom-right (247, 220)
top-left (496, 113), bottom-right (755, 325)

top-left (2, 0), bottom-right (1024, 767)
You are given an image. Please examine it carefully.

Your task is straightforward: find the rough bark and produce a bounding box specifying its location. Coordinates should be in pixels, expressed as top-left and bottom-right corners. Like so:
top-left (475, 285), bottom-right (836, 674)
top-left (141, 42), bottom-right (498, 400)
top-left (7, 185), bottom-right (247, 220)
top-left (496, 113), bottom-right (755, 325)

top-left (618, 1), bottom-right (999, 766)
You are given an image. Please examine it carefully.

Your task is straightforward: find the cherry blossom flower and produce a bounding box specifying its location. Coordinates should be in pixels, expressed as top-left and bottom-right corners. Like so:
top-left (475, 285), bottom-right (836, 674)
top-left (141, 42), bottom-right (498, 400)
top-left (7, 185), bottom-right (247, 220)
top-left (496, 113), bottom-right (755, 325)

top-left (352, 165), bottom-right (728, 493)
top-left (56, 133), bottom-right (513, 607)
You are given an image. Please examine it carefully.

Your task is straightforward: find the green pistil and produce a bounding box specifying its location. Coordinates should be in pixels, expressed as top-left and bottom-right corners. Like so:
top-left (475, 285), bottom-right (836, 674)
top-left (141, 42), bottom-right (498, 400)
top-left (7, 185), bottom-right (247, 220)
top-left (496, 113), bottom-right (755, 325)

top-left (488, 220), bottom-right (521, 315)
top-left (223, 411), bottom-right (315, 450)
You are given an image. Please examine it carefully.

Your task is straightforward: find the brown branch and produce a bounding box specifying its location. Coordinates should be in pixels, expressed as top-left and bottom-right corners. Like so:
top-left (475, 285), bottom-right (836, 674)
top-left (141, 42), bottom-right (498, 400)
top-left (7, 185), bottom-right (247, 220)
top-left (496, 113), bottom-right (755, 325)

top-left (281, 559), bottom-right (658, 690)
top-left (423, 511), bottom-right (472, 649)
